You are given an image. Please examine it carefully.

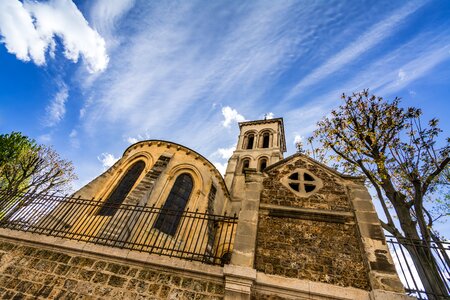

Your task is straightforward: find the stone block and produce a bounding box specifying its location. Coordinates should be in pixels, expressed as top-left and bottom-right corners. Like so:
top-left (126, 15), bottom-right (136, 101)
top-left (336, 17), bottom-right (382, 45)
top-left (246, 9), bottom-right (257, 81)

top-left (370, 289), bottom-right (415, 300)
top-left (108, 275), bottom-right (127, 288)
top-left (359, 222), bottom-right (385, 240)
top-left (355, 211), bottom-right (380, 224)
top-left (91, 272), bottom-right (109, 284)
top-left (352, 200), bottom-right (375, 212)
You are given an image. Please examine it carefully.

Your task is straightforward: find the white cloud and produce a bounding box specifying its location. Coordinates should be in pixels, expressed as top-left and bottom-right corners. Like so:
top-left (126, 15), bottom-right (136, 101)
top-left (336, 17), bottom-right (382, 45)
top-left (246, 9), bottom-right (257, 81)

top-left (0, 0), bottom-right (47, 64)
top-left (0, 0), bottom-right (108, 73)
top-left (222, 106), bottom-right (246, 128)
top-left (212, 162), bottom-right (227, 176)
top-left (97, 152), bottom-right (118, 168)
top-left (214, 146), bottom-right (236, 160)
top-left (294, 135), bottom-right (303, 145)
top-left (127, 137), bottom-right (138, 144)
top-left (45, 84), bottom-right (69, 127)
top-left (286, 1), bottom-right (425, 100)
top-left (265, 112), bottom-right (274, 119)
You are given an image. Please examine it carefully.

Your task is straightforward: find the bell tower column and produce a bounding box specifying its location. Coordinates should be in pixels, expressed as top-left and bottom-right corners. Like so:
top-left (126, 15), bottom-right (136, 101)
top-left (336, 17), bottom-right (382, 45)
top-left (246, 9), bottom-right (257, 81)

top-left (223, 117), bottom-right (286, 300)
top-left (224, 117), bottom-right (287, 204)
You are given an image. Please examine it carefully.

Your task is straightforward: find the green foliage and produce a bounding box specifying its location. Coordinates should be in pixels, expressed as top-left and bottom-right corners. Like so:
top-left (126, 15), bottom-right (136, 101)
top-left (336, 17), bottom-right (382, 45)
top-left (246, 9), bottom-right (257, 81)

top-left (0, 132), bottom-right (76, 195)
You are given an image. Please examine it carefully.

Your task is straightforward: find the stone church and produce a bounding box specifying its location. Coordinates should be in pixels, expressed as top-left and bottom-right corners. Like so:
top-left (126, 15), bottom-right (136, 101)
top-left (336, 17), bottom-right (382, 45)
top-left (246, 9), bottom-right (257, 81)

top-left (0, 118), bottom-right (412, 299)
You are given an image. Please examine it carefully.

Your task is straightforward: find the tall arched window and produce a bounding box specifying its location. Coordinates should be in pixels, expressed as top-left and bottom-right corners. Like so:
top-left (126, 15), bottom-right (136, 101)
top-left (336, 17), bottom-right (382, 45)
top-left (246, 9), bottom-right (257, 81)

top-left (154, 173), bottom-right (193, 236)
top-left (259, 158), bottom-right (267, 171)
top-left (262, 132), bottom-right (270, 148)
top-left (242, 159), bottom-right (250, 173)
top-left (98, 160), bottom-right (145, 216)
top-left (246, 134), bottom-right (255, 149)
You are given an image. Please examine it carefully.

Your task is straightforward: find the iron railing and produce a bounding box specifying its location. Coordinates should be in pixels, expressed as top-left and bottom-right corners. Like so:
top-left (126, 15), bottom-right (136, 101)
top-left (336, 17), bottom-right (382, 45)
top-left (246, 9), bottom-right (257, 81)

top-left (0, 191), bottom-right (237, 266)
top-left (386, 235), bottom-right (450, 299)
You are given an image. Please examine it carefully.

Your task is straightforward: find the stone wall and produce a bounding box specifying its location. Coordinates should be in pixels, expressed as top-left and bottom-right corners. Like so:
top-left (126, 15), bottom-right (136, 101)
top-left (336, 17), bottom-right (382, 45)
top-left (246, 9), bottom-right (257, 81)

top-left (255, 215), bottom-right (370, 290)
top-left (255, 156), bottom-right (371, 291)
top-left (261, 158), bottom-right (351, 211)
top-left (0, 240), bottom-right (224, 300)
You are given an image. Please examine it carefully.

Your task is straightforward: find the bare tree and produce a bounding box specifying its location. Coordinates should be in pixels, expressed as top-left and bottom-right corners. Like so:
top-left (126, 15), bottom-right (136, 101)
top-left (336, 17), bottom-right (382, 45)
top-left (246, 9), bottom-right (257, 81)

top-left (310, 90), bottom-right (449, 298)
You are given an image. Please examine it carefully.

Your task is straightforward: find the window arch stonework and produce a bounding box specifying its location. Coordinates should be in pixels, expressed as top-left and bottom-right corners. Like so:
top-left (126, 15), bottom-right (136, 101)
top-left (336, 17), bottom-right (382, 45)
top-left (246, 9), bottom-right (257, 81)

top-left (258, 130), bottom-right (274, 148)
top-left (96, 152), bottom-right (153, 203)
top-left (97, 160), bottom-right (146, 216)
top-left (154, 173), bottom-right (194, 236)
top-left (258, 157), bottom-right (268, 171)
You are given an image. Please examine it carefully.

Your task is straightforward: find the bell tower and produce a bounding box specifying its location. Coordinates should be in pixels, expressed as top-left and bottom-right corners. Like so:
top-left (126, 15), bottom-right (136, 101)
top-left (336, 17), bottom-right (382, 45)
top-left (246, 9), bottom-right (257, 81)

top-left (224, 118), bottom-right (286, 202)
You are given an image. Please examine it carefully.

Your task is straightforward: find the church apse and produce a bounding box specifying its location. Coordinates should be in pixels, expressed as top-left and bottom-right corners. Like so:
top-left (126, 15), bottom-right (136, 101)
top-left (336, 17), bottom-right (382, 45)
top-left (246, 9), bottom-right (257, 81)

top-left (35, 140), bottom-right (236, 265)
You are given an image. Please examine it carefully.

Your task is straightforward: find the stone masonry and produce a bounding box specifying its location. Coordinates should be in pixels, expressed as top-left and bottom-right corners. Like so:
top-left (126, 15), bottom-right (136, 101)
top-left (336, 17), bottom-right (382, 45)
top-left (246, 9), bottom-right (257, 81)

top-left (0, 240), bottom-right (224, 300)
top-left (255, 156), bottom-right (371, 291)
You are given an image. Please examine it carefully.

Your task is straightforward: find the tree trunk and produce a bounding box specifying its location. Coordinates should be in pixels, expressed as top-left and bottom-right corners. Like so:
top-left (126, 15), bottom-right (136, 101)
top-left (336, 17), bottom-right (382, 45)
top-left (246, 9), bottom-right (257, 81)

top-left (403, 240), bottom-right (449, 299)
top-left (393, 202), bottom-right (449, 299)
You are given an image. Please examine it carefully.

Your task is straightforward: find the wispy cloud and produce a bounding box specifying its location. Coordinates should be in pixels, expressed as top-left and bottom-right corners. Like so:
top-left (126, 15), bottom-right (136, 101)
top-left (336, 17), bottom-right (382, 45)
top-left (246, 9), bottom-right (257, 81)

top-left (45, 83), bottom-right (69, 127)
top-left (89, 0), bottom-right (135, 49)
top-left (48, 1), bottom-right (450, 188)
top-left (38, 134), bottom-right (52, 144)
top-left (79, 1), bottom-right (305, 139)
top-left (0, 0), bottom-right (108, 73)
top-left (213, 146), bottom-right (236, 160)
top-left (282, 29), bottom-right (450, 141)
top-left (69, 129), bottom-right (79, 148)
top-left (285, 1), bottom-right (426, 101)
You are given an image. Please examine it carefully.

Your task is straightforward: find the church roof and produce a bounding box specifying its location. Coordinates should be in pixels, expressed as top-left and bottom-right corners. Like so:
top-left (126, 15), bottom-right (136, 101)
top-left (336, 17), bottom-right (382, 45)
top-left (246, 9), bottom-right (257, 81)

top-left (123, 139), bottom-right (231, 197)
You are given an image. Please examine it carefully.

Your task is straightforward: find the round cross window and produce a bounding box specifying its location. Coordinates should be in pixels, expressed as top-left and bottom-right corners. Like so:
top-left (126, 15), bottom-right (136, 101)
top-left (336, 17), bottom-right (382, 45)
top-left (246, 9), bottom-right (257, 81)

top-left (281, 169), bottom-right (322, 196)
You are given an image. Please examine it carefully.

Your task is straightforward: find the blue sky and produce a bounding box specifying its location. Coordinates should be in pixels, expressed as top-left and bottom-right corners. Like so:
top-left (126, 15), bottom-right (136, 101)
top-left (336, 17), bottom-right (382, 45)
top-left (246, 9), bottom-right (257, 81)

top-left (1, 0), bottom-right (450, 224)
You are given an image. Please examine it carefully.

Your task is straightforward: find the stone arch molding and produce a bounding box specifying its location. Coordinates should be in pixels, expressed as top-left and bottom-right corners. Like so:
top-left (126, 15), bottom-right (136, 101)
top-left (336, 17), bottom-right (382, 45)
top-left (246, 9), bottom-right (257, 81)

top-left (97, 153), bottom-right (154, 201)
top-left (167, 163), bottom-right (204, 193)
top-left (281, 168), bottom-right (323, 197)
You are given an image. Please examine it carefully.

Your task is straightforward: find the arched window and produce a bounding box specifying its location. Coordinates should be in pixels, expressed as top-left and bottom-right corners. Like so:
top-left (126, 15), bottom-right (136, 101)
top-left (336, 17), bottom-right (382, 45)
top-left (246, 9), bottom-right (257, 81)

top-left (259, 158), bottom-right (267, 171)
top-left (98, 160), bottom-right (145, 216)
top-left (246, 134), bottom-right (255, 149)
top-left (241, 158), bottom-right (250, 173)
top-left (242, 159), bottom-right (250, 173)
top-left (154, 173), bottom-right (193, 236)
top-left (262, 132), bottom-right (270, 148)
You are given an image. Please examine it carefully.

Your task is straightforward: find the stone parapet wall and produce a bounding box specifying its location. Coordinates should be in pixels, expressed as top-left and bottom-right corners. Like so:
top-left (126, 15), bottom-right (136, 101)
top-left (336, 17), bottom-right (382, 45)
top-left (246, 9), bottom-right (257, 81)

top-left (0, 235), bottom-right (224, 299)
top-left (256, 156), bottom-right (372, 292)
top-left (255, 214), bottom-right (370, 290)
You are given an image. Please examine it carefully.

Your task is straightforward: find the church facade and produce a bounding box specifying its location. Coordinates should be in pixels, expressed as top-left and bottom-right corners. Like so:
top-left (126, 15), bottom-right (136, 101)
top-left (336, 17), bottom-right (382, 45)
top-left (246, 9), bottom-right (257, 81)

top-left (0, 118), bottom-right (412, 299)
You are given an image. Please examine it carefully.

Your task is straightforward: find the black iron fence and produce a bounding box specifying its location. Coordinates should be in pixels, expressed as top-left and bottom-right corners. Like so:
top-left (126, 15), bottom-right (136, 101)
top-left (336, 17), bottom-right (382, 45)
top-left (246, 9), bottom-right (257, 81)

top-left (0, 191), bottom-right (237, 266)
top-left (386, 235), bottom-right (450, 299)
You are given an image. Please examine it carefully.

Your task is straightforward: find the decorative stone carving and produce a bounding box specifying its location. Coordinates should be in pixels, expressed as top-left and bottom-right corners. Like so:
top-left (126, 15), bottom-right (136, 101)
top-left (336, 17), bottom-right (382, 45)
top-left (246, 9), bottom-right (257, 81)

top-left (280, 168), bottom-right (323, 197)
